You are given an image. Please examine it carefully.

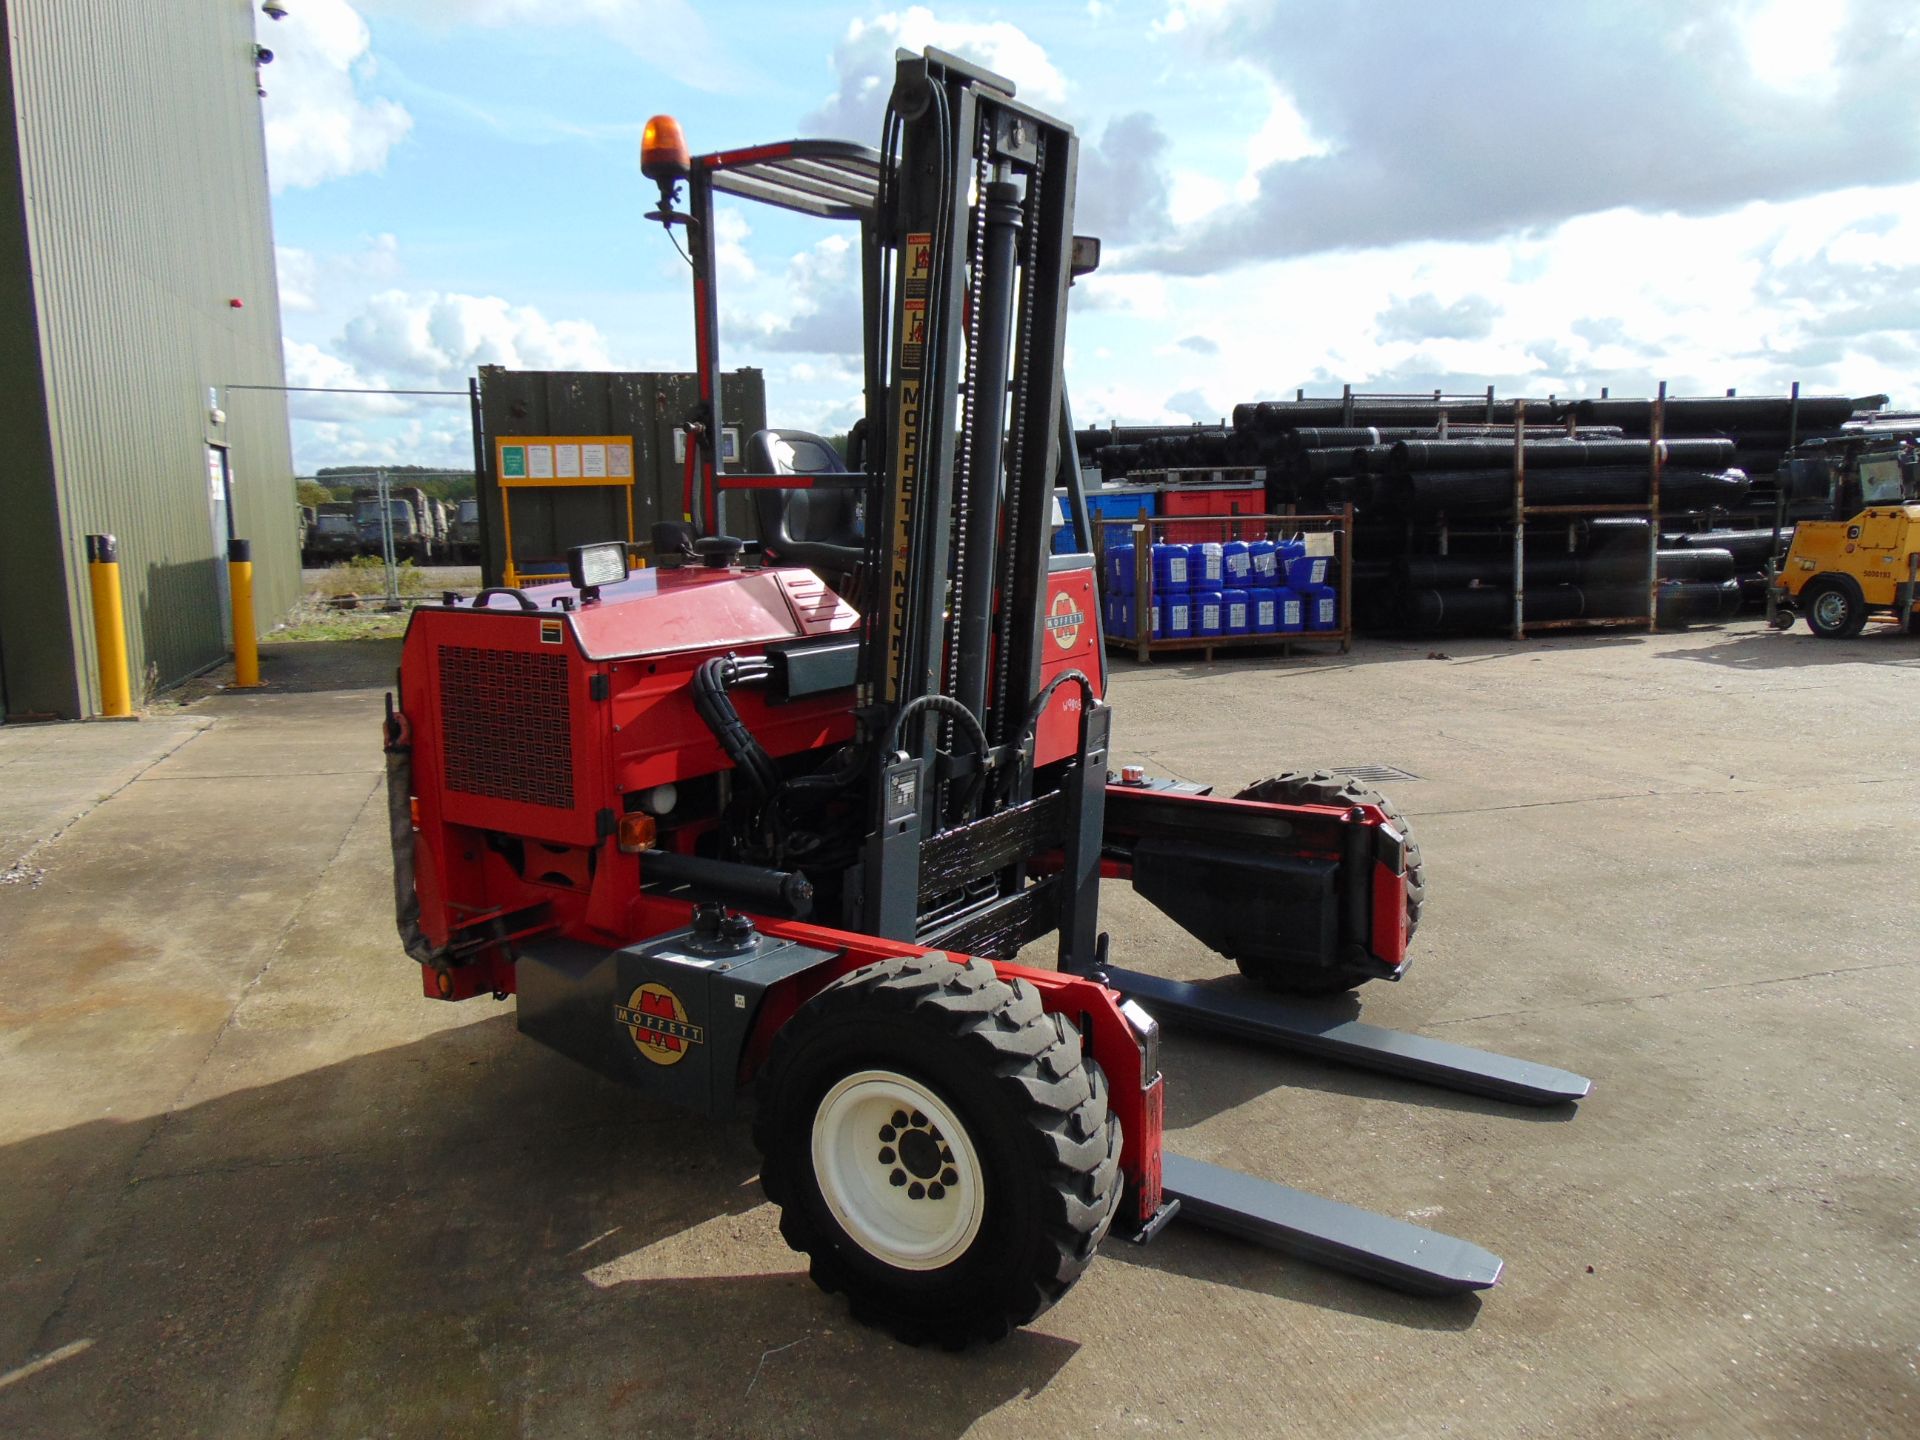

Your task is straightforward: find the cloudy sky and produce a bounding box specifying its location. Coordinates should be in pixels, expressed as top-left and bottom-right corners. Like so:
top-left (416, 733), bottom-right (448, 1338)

top-left (263, 0), bottom-right (1920, 471)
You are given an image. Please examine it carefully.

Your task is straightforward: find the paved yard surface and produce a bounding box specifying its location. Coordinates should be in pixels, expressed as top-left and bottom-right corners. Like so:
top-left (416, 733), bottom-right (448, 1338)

top-left (0, 620), bottom-right (1915, 1438)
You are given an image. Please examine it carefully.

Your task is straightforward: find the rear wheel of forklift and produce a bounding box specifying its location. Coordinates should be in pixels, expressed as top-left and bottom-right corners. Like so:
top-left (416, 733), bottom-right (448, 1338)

top-left (1232, 769), bottom-right (1426, 995)
top-left (754, 954), bottom-right (1123, 1347)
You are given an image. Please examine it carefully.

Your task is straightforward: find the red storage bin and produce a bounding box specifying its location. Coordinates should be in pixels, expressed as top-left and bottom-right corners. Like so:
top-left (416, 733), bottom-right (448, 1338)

top-left (1158, 484), bottom-right (1264, 543)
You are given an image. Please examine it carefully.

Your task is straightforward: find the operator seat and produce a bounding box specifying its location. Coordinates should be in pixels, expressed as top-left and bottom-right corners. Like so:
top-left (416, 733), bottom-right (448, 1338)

top-left (746, 428), bottom-right (865, 576)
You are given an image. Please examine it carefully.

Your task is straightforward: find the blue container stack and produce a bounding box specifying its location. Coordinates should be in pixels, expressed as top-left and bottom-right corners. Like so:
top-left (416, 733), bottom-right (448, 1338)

top-left (1252, 588), bottom-right (1279, 633)
top-left (1193, 585), bottom-right (1225, 637)
top-left (1288, 549), bottom-right (1331, 589)
top-left (1248, 539), bottom-right (1278, 587)
top-left (1223, 587), bottom-right (1251, 636)
top-left (1165, 587), bottom-right (1194, 638)
top-left (1188, 541), bottom-right (1225, 588)
top-left (1221, 540), bottom-right (1252, 588)
top-left (1152, 542), bottom-right (1191, 593)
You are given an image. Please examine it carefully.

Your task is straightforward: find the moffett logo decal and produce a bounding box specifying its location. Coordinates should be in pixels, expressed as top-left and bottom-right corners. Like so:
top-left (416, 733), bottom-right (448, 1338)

top-left (1046, 590), bottom-right (1085, 650)
top-left (615, 982), bottom-right (704, 1066)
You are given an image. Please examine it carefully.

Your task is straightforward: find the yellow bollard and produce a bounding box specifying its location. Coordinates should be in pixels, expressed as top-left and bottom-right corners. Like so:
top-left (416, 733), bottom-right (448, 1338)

top-left (228, 538), bottom-right (261, 688)
top-left (85, 533), bottom-right (133, 717)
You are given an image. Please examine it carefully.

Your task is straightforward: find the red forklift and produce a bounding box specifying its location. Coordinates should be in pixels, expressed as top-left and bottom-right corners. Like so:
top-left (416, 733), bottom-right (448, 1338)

top-left (384, 48), bottom-right (1588, 1346)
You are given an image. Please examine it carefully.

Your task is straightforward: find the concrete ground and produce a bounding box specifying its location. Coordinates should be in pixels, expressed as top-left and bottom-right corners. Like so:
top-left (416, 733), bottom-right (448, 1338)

top-left (0, 621), bottom-right (1915, 1438)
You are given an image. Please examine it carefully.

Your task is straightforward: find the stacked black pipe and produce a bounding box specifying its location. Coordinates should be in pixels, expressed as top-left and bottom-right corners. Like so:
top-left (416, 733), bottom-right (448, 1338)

top-left (1076, 387), bottom-right (1900, 637)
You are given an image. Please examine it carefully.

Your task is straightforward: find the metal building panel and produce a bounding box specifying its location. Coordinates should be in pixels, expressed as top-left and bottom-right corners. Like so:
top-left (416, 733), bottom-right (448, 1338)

top-left (1, 0), bottom-right (297, 716)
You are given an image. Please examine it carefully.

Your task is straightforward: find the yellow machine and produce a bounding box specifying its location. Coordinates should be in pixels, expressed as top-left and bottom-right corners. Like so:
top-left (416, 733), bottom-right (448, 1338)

top-left (1775, 502), bottom-right (1920, 638)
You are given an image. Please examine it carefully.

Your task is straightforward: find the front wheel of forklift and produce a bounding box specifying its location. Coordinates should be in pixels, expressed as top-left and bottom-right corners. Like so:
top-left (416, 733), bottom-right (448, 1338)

top-left (754, 954), bottom-right (1123, 1347)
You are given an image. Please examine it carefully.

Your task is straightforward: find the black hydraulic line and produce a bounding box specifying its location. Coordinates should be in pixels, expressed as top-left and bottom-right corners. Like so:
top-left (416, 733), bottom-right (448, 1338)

top-left (1159, 1155), bottom-right (1503, 1296)
top-left (383, 704), bottom-right (444, 966)
top-left (691, 654), bottom-right (780, 801)
top-left (1002, 671), bottom-right (1097, 797)
top-left (887, 692), bottom-right (990, 760)
top-left (1097, 966), bottom-right (1592, 1105)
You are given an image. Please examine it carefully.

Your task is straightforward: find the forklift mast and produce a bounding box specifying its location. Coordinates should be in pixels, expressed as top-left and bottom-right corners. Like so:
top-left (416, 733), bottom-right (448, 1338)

top-left (663, 49), bottom-right (1105, 960)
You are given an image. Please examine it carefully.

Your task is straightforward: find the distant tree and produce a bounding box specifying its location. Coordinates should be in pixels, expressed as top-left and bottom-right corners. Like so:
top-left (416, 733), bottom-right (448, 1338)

top-left (295, 480), bottom-right (332, 508)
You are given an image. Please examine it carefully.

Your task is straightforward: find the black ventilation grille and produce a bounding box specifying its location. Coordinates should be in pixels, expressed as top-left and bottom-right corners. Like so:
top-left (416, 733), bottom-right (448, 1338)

top-left (438, 645), bottom-right (575, 809)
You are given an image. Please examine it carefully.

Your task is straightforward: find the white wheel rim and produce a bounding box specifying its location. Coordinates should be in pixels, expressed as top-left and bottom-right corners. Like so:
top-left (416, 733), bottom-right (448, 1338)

top-left (811, 1069), bottom-right (985, 1271)
top-left (1814, 591), bottom-right (1848, 628)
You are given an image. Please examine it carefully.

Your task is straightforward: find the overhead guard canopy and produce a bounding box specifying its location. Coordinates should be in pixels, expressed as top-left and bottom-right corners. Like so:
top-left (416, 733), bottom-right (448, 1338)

top-left (698, 140), bottom-right (886, 221)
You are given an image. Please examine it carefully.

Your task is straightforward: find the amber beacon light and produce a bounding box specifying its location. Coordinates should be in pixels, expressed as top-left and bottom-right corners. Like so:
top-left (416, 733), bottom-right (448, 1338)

top-left (641, 114), bottom-right (691, 223)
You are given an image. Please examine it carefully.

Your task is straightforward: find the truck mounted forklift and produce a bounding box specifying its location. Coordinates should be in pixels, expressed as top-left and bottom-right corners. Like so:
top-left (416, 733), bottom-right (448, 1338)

top-left (384, 48), bottom-right (1589, 1346)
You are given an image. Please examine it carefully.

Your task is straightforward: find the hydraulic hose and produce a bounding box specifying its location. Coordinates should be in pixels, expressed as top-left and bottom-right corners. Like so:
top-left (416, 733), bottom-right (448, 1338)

top-left (691, 654), bottom-right (780, 801)
top-left (887, 693), bottom-right (990, 761)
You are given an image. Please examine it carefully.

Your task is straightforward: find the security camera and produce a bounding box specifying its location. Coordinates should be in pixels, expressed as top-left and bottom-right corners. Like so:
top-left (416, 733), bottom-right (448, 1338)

top-left (261, 1), bottom-right (289, 18)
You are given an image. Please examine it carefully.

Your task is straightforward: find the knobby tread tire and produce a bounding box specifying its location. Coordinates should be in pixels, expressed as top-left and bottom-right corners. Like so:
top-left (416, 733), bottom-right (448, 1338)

top-left (1232, 769), bottom-right (1426, 993)
top-left (753, 953), bottom-right (1123, 1347)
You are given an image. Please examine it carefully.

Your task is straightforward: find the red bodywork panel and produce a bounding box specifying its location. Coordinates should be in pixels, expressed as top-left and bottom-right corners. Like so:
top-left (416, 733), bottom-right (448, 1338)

top-left (397, 559), bottom-right (1151, 1216)
top-left (1034, 563), bottom-right (1103, 764)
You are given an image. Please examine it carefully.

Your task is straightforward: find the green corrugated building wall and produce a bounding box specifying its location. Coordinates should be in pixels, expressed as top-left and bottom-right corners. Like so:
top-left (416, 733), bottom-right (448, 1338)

top-left (1, 0), bottom-right (296, 720)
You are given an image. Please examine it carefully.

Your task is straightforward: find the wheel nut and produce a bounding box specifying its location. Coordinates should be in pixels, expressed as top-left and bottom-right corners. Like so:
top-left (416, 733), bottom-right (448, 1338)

top-left (878, 1147), bottom-right (895, 1164)
top-left (908, 1182), bottom-right (925, 1200)
top-left (890, 1169), bottom-right (907, 1186)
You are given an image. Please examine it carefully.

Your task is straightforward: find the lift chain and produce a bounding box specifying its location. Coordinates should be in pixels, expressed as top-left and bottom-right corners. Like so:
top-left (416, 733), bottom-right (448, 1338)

top-left (993, 137), bottom-right (1044, 744)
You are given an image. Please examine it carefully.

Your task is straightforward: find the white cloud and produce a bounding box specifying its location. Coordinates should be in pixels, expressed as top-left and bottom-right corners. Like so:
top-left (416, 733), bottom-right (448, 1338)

top-left (1138, 0), bottom-right (1920, 270)
top-left (807, 8), bottom-right (1067, 139)
top-left (1741, 0), bottom-right (1846, 95)
top-left (724, 235), bottom-right (862, 356)
top-left (338, 289), bottom-right (616, 388)
top-left (276, 247), bottom-right (319, 314)
top-left (713, 208), bottom-right (757, 285)
top-left (1068, 180), bottom-right (1920, 425)
top-left (261, 0), bottom-right (412, 192)
top-left (361, 0), bottom-right (740, 92)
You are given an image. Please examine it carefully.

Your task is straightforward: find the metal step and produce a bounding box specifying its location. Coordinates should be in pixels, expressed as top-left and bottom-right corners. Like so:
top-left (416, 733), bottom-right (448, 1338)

top-left (1099, 966), bottom-right (1591, 1106)
top-left (1159, 1154), bottom-right (1503, 1296)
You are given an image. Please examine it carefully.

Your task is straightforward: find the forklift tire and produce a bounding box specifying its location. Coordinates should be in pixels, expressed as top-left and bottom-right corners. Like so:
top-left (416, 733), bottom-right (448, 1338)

top-left (754, 953), bottom-right (1123, 1347)
top-left (1801, 576), bottom-right (1868, 639)
top-left (1231, 770), bottom-right (1426, 994)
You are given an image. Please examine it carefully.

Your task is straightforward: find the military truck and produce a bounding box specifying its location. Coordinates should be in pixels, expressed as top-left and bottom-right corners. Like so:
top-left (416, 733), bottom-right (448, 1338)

top-left (305, 503), bottom-right (360, 566)
top-left (448, 498), bottom-right (480, 563)
top-left (355, 487), bottom-right (442, 563)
